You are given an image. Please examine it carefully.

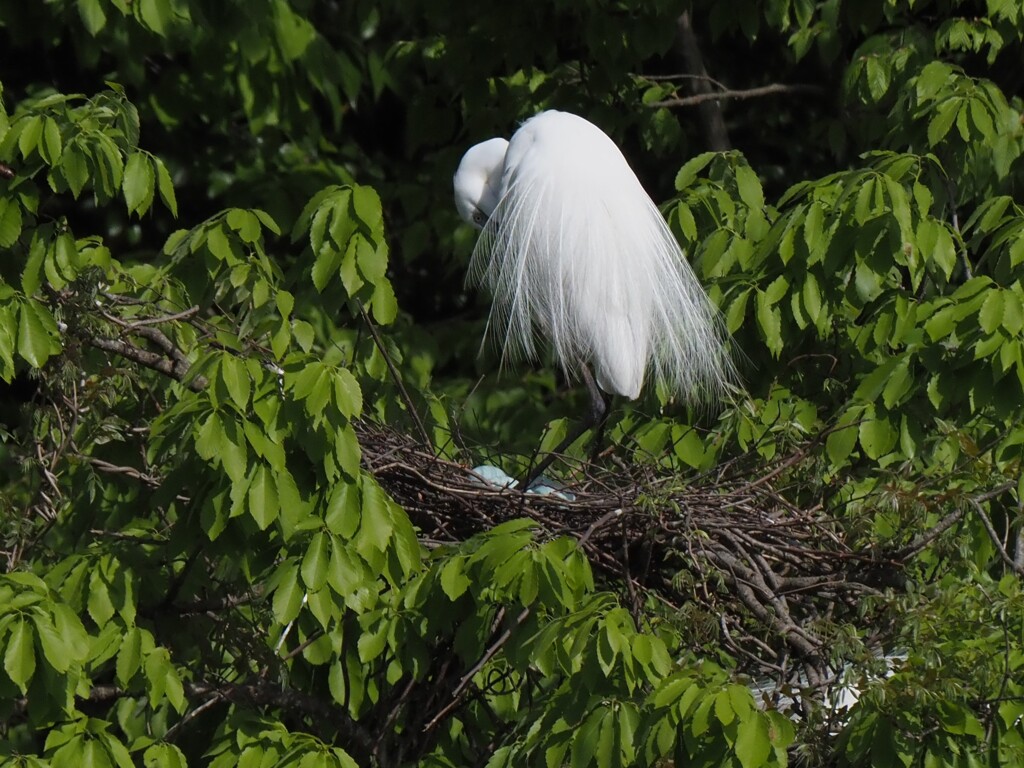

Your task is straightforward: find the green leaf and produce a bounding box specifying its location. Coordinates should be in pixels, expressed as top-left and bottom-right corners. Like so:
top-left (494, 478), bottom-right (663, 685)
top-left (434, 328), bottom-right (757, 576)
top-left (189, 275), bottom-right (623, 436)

top-left (755, 291), bottom-right (783, 357)
top-left (859, 416), bottom-right (897, 459)
top-left (334, 422), bottom-right (361, 478)
top-left (713, 689), bottom-right (735, 725)
top-left (0, 197), bottom-right (23, 248)
top-left (370, 280), bottom-right (398, 325)
top-left (88, 569), bottom-right (116, 626)
top-left (154, 157), bottom-right (178, 216)
top-left (725, 289), bottom-right (751, 334)
top-left (325, 482), bottom-right (361, 539)
top-left (440, 558), bottom-right (471, 600)
top-left (351, 184), bottom-right (383, 232)
top-left (18, 115), bottom-right (43, 159)
top-left (312, 242), bottom-right (342, 293)
top-left (827, 409), bottom-right (861, 465)
top-left (4, 619), bottom-right (36, 692)
top-left (358, 477), bottom-right (393, 555)
top-left (928, 100), bottom-right (960, 146)
top-left (734, 163), bottom-right (764, 211)
top-left (301, 532), bottom-right (330, 592)
top-left (673, 426), bottom-right (705, 468)
top-left (218, 417), bottom-right (248, 483)
top-left (219, 355), bottom-right (251, 410)
top-left (62, 144), bottom-right (89, 197)
top-left (139, 0), bottom-right (171, 35)
top-left (144, 744), bottom-right (187, 768)
top-left (571, 707), bottom-right (605, 768)
top-left (123, 151), bottom-right (155, 215)
top-left (17, 299), bottom-right (60, 368)
top-left (979, 290), bottom-right (1004, 334)
top-left (271, 563), bottom-right (303, 625)
top-left (40, 117), bottom-right (62, 163)
top-left (802, 273), bottom-right (822, 324)
top-left (274, 3), bottom-right (316, 61)
top-left (33, 613), bottom-right (70, 673)
top-left (248, 464), bottom-right (279, 530)
top-left (674, 152), bottom-right (716, 190)
top-left (116, 627), bottom-right (142, 685)
top-left (225, 208), bottom-right (261, 242)
top-left (734, 714), bottom-right (771, 768)
top-left (882, 359), bottom-right (913, 408)
top-left (78, 0), bottom-right (108, 34)
top-left (332, 367), bottom-right (362, 418)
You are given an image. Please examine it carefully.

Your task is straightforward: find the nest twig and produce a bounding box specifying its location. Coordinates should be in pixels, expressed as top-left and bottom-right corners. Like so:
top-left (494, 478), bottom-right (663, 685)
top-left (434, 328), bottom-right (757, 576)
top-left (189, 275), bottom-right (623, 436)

top-left (355, 420), bottom-right (905, 715)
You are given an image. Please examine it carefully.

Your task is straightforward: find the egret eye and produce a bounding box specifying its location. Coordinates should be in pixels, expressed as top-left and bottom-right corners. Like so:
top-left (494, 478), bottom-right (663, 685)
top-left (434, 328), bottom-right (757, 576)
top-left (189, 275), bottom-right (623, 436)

top-left (472, 210), bottom-right (487, 226)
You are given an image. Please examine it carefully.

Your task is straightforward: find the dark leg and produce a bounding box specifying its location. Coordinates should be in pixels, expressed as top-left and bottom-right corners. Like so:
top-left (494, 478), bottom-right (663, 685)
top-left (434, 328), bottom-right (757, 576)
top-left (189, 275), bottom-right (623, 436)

top-left (521, 365), bottom-right (611, 487)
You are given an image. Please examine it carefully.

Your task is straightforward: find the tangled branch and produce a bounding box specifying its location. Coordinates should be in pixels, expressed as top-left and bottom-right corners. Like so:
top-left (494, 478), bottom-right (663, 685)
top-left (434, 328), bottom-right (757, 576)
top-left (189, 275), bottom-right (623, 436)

top-left (354, 420), bottom-right (935, 712)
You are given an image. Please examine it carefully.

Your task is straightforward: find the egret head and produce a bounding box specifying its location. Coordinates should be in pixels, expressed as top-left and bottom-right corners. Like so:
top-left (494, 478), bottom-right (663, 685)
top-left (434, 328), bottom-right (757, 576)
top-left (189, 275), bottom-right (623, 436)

top-left (453, 137), bottom-right (509, 229)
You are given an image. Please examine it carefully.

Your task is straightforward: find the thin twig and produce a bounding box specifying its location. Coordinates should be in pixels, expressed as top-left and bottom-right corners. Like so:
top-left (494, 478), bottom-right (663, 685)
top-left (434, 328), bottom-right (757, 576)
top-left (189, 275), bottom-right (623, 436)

top-left (648, 82), bottom-right (824, 109)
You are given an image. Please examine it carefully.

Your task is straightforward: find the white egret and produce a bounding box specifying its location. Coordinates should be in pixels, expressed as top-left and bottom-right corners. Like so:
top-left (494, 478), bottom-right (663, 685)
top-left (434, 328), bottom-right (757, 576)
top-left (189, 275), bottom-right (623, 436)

top-left (453, 110), bottom-right (734, 474)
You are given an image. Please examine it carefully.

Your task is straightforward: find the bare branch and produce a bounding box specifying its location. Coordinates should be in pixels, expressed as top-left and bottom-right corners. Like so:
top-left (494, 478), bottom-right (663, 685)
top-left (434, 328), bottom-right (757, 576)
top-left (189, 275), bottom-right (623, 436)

top-left (86, 333), bottom-right (207, 391)
top-left (648, 82), bottom-right (824, 109)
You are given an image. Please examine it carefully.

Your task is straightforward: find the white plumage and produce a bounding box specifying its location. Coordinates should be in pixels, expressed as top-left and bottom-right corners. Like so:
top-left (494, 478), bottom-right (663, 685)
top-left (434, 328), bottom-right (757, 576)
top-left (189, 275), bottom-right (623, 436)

top-left (453, 110), bottom-right (733, 402)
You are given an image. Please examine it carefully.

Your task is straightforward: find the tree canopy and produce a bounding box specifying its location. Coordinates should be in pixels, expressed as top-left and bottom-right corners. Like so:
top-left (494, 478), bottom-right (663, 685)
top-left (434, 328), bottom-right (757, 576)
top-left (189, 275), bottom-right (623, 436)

top-left (1, 1), bottom-right (1024, 767)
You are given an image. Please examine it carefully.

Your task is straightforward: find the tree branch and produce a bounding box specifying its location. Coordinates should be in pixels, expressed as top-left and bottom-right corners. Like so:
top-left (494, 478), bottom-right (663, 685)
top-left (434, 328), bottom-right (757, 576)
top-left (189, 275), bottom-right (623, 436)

top-left (86, 333), bottom-right (207, 391)
top-left (648, 82), bottom-right (824, 110)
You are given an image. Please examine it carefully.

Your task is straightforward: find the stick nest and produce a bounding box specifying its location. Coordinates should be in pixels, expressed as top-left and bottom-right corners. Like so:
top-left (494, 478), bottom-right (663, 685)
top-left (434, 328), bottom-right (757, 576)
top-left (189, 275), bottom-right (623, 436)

top-left (357, 420), bottom-right (906, 714)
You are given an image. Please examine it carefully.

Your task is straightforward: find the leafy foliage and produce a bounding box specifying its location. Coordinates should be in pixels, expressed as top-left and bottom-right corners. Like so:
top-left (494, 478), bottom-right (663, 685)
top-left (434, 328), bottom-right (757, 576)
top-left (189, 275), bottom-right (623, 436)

top-left (1, 1), bottom-right (1024, 767)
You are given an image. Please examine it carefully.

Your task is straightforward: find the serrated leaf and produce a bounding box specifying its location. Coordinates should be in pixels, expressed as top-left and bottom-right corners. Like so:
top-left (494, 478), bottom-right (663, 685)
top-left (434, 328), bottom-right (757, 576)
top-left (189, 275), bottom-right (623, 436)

top-left (18, 115), bottom-right (43, 159)
top-left (371, 280), bottom-right (397, 325)
top-left (271, 563), bottom-right (303, 625)
top-left (248, 464), bottom-right (278, 530)
top-left (351, 184), bottom-right (383, 232)
top-left (358, 477), bottom-right (393, 554)
top-left (332, 367), bottom-right (362, 418)
top-left (325, 482), bottom-right (361, 539)
top-left (62, 144), bottom-right (89, 197)
top-left (0, 197), bottom-right (22, 248)
top-left (301, 532), bottom-right (330, 592)
top-left (979, 290), bottom-right (1004, 334)
top-left (674, 152), bottom-right (716, 190)
top-left (356, 237), bottom-right (387, 282)
top-left (734, 163), bottom-right (764, 211)
top-left (674, 203), bottom-right (697, 241)
top-left (725, 289), bottom-right (751, 333)
top-left (88, 569), bottom-right (116, 626)
top-left (41, 117), bottom-right (62, 163)
top-left (123, 151), bottom-right (154, 215)
top-left (252, 208), bottom-right (280, 234)
top-left (116, 627), bottom-right (142, 685)
top-left (312, 242), bottom-right (343, 293)
top-left (154, 157), bottom-right (177, 216)
top-left (17, 300), bottom-right (60, 368)
top-left (32, 613), bottom-right (70, 673)
top-left (928, 100), bottom-right (960, 146)
top-left (219, 354), bottom-right (251, 410)
top-left (4, 619), bottom-right (35, 692)
top-left (226, 208), bottom-right (262, 243)
top-left (755, 291), bottom-right (783, 357)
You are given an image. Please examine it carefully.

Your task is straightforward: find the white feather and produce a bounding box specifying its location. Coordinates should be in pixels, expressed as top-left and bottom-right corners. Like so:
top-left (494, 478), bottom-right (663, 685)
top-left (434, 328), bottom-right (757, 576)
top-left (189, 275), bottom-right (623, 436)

top-left (453, 110), bottom-right (734, 401)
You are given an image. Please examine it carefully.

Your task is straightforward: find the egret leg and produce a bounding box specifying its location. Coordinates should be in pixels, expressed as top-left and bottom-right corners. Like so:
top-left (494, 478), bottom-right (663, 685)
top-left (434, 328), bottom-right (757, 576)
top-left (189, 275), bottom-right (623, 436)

top-left (521, 365), bottom-right (611, 488)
